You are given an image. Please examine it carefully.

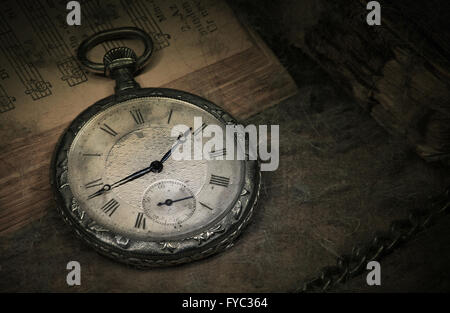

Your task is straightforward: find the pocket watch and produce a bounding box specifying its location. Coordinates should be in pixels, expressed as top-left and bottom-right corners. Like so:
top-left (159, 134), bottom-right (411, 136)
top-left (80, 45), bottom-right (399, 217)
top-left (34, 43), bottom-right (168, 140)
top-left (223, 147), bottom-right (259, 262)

top-left (51, 27), bottom-right (261, 267)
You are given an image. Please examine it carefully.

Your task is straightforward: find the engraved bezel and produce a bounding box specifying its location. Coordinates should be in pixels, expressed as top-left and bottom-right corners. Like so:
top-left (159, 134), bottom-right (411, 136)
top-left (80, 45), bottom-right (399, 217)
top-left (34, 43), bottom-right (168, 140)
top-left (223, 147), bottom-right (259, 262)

top-left (51, 88), bottom-right (261, 268)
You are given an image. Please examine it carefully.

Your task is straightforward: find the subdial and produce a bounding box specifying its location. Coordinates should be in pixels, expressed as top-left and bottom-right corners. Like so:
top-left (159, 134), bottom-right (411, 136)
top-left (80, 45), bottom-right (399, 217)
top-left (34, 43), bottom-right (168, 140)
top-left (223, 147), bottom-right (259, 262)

top-left (142, 179), bottom-right (196, 226)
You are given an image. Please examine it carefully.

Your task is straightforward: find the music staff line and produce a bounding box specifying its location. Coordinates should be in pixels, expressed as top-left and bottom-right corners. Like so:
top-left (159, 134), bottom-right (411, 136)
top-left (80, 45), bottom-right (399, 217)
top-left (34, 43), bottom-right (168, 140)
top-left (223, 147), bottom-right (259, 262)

top-left (121, 0), bottom-right (170, 51)
top-left (18, 0), bottom-right (87, 87)
top-left (0, 12), bottom-right (52, 100)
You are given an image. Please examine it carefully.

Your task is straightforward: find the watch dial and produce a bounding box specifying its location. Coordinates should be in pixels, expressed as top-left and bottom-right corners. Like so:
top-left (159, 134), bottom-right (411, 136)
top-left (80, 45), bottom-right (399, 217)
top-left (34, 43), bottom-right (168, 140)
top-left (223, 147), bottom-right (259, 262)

top-left (67, 97), bottom-right (245, 241)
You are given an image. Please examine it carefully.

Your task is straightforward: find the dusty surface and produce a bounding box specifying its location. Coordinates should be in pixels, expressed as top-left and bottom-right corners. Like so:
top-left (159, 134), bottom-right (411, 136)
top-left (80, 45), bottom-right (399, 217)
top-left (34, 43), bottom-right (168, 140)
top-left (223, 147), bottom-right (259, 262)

top-left (334, 214), bottom-right (450, 292)
top-left (1, 0), bottom-right (450, 292)
top-left (1, 77), bottom-right (449, 291)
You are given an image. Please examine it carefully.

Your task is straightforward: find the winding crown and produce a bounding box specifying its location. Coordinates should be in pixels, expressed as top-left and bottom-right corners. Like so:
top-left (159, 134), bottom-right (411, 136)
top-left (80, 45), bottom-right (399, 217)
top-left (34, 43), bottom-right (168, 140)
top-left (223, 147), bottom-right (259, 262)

top-left (103, 47), bottom-right (138, 76)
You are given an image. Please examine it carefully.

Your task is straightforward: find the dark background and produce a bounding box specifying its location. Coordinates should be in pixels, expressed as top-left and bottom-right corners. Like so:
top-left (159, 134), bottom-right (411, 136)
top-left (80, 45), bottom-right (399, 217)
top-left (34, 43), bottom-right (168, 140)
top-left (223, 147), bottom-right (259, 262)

top-left (1, 0), bottom-right (449, 292)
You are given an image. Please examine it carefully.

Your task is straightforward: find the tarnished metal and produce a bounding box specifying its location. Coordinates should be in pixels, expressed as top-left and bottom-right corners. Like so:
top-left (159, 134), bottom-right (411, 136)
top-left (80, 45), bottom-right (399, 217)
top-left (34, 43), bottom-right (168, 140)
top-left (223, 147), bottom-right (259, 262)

top-left (51, 28), bottom-right (261, 268)
top-left (77, 27), bottom-right (153, 74)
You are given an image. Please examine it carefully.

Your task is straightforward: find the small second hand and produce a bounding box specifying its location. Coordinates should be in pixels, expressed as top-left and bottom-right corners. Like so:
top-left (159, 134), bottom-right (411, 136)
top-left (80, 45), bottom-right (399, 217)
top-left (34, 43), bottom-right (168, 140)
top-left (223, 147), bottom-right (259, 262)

top-left (157, 195), bottom-right (194, 206)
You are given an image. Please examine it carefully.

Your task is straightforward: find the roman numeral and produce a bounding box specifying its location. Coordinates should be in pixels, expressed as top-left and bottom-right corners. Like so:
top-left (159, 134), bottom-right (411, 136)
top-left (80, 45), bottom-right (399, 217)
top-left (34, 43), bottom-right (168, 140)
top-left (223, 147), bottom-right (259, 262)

top-left (130, 109), bottom-right (145, 125)
top-left (167, 109), bottom-right (173, 124)
top-left (209, 148), bottom-right (227, 159)
top-left (135, 212), bottom-right (146, 229)
top-left (100, 123), bottom-right (117, 137)
top-left (100, 198), bottom-right (119, 217)
top-left (85, 178), bottom-right (103, 188)
top-left (200, 202), bottom-right (214, 210)
top-left (209, 174), bottom-right (230, 188)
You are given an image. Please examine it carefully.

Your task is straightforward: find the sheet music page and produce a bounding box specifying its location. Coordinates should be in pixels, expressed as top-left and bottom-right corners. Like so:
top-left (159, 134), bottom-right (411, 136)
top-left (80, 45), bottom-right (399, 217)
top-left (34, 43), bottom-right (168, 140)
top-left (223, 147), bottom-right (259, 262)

top-left (0, 0), bottom-right (252, 141)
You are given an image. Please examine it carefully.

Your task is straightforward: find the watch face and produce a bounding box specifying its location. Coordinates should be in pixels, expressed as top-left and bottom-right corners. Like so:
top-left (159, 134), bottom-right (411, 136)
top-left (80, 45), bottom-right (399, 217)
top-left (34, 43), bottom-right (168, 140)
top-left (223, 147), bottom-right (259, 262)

top-left (53, 90), bottom-right (260, 267)
top-left (67, 97), bottom-right (244, 241)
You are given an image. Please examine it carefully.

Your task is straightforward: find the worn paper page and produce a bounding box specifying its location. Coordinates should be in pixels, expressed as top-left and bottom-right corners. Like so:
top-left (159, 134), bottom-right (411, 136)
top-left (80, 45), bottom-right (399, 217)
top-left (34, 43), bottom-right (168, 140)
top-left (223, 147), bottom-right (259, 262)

top-left (0, 0), bottom-right (253, 141)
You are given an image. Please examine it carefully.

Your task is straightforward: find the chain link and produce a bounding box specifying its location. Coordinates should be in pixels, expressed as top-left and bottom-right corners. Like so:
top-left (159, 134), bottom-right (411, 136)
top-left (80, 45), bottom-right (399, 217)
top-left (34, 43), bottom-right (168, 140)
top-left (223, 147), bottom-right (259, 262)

top-left (298, 186), bottom-right (450, 292)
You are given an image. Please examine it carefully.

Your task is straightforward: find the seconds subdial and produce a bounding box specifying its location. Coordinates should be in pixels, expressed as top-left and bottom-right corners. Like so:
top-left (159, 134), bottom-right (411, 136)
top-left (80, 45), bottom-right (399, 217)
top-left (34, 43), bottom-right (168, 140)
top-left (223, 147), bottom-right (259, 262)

top-left (142, 180), bottom-right (196, 226)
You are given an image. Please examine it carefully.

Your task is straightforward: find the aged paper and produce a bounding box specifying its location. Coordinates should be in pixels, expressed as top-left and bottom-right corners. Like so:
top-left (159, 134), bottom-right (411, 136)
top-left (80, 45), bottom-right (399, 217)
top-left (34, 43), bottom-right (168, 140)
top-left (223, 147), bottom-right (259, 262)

top-left (0, 0), bottom-right (257, 141)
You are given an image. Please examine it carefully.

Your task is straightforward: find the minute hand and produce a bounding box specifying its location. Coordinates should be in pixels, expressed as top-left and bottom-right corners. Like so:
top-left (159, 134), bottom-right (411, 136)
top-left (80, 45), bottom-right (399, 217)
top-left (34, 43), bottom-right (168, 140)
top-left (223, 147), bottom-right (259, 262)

top-left (160, 123), bottom-right (205, 163)
top-left (88, 162), bottom-right (158, 199)
top-left (160, 127), bottom-right (192, 163)
top-left (110, 163), bottom-right (158, 189)
top-left (88, 125), bottom-right (200, 200)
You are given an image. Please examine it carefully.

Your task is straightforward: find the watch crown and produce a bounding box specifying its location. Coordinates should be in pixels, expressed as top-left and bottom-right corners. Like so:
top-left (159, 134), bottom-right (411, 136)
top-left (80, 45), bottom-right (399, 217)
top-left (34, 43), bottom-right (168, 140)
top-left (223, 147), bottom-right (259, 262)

top-left (103, 47), bottom-right (137, 76)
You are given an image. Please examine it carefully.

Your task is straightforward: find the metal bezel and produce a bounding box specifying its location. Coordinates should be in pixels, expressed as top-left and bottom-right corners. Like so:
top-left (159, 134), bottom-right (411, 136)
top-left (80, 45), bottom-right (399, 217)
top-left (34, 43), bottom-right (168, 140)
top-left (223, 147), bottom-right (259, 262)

top-left (51, 88), bottom-right (261, 268)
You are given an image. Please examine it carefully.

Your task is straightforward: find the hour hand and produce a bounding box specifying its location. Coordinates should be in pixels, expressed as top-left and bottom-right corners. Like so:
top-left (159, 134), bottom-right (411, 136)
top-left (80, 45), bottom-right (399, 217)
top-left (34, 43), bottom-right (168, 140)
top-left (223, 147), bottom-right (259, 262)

top-left (87, 184), bottom-right (111, 199)
top-left (87, 161), bottom-right (160, 200)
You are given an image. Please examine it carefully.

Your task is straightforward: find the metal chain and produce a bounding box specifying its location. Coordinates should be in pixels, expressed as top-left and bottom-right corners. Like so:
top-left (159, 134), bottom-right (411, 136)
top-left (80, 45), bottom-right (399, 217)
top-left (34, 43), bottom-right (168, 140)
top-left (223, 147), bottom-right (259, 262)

top-left (298, 186), bottom-right (450, 292)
